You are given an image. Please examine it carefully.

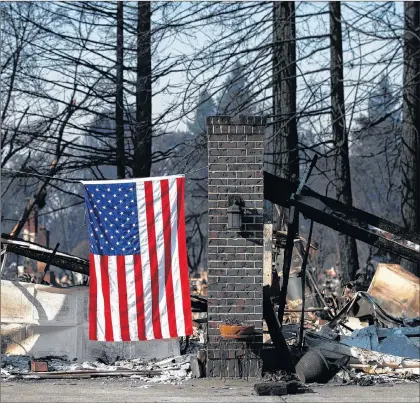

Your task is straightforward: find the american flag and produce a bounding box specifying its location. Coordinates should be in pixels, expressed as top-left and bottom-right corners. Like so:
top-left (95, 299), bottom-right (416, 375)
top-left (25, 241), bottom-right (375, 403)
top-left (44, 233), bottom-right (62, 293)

top-left (82, 175), bottom-right (193, 342)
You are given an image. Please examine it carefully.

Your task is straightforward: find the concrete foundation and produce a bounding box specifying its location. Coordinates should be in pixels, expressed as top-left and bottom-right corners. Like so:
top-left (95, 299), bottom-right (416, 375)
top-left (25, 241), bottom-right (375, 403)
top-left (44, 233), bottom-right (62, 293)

top-left (1, 280), bottom-right (180, 361)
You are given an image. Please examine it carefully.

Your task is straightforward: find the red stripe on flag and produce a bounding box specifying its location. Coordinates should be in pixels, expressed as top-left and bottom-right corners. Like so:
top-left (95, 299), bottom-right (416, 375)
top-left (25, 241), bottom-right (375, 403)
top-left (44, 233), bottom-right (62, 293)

top-left (117, 255), bottom-right (130, 341)
top-left (100, 255), bottom-right (114, 341)
top-left (144, 181), bottom-right (162, 339)
top-left (134, 254), bottom-right (146, 340)
top-left (176, 177), bottom-right (193, 336)
top-left (161, 179), bottom-right (177, 338)
top-left (89, 254), bottom-right (98, 341)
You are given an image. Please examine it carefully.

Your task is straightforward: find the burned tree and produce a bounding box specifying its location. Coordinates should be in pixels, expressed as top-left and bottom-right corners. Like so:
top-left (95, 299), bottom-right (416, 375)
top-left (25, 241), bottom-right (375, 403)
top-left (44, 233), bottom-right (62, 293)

top-left (272, 1), bottom-right (299, 230)
top-left (134, 1), bottom-right (152, 178)
top-left (329, 1), bottom-right (359, 283)
top-left (401, 2), bottom-right (420, 276)
top-left (116, 1), bottom-right (125, 180)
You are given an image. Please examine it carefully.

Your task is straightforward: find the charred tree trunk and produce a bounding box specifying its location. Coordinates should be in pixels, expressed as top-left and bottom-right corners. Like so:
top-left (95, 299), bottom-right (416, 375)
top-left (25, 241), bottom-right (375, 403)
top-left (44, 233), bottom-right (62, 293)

top-left (401, 2), bottom-right (420, 276)
top-left (272, 2), bottom-right (299, 231)
top-left (134, 1), bottom-right (152, 178)
top-left (116, 1), bottom-right (125, 179)
top-left (329, 2), bottom-right (359, 284)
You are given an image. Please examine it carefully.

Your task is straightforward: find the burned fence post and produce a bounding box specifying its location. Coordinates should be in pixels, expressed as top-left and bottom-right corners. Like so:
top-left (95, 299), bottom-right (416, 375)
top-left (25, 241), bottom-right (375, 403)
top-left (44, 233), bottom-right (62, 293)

top-left (206, 115), bottom-right (265, 377)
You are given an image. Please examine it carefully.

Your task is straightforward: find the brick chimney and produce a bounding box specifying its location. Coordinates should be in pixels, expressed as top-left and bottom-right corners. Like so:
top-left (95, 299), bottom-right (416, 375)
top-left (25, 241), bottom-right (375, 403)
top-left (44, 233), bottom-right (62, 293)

top-left (36, 226), bottom-right (50, 274)
top-left (22, 209), bottom-right (38, 243)
top-left (37, 226), bottom-right (50, 248)
top-left (206, 115), bottom-right (265, 377)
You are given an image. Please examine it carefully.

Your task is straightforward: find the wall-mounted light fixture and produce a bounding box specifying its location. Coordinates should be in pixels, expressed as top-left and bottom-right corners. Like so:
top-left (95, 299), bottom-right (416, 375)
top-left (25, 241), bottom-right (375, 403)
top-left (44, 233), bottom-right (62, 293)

top-left (227, 197), bottom-right (243, 231)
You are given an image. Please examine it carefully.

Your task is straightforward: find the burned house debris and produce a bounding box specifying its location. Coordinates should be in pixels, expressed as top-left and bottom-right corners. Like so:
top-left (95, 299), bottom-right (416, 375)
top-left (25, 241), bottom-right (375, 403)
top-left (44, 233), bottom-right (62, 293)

top-left (262, 153), bottom-right (420, 386)
top-left (1, 116), bottom-right (419, 398)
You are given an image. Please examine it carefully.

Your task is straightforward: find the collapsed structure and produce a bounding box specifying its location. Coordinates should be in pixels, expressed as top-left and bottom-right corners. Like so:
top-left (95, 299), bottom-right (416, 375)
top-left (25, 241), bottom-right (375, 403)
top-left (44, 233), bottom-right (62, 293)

top-left (1, 115), bottom-right (419, 386)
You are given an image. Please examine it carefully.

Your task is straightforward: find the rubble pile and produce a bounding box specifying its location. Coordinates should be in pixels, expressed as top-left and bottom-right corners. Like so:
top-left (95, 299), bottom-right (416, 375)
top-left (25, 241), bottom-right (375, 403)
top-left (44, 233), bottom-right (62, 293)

top-left (333, 368), bottom-right (419, 386)
top-left (293, 264), bottom-right (420, 385)
top-left (1, 313), bottom-right (206, 384)
top-left (262, 369), bottom-right (300, 383)
top-left (1, 354), bottom-right (195, 384)
top-left (182, 337), bottom-right (205, 356)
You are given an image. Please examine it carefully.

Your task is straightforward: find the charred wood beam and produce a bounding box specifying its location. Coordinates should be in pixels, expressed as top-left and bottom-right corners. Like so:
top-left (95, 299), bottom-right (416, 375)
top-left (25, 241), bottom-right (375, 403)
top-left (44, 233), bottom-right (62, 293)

top-left (299, 220), bottom-right (313, 350)
top-left (277, 157), bottom-right (317, 327)
top-left (302, 186), bottom-right (420, 245)
top-left (277, 205), bottom-right (299, 326)
top-left (1, 233), bottom-right (208, 312)
top-left (263, 285), bottom-right (295, 372)
top-left (40, 242), bottom-right (60, 284)
top-left (264, 171), bottom-right (297, 208)
top-left (263, 172), bottom-right (420, 263)
top-left (190, 295), bottom-right (208, 312)
top-left (2, 233), bottom-right (89, 275)
top-left (294, 191), bottom-right (420, 263)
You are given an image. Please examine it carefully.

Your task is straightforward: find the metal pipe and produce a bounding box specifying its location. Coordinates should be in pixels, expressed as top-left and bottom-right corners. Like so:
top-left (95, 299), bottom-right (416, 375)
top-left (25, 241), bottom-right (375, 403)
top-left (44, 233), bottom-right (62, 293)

top-left (285, 307), bottom-right (328, 313)
top-left (306, 269), bottom-right (333, 318)
top-left (278, 156), bottom-right (319, 326)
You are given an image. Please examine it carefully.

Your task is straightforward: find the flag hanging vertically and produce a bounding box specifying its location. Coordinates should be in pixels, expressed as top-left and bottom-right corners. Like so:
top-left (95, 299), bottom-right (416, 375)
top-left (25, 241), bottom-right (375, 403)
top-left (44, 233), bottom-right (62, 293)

top-left (82, 175), bottom-right (193, 341)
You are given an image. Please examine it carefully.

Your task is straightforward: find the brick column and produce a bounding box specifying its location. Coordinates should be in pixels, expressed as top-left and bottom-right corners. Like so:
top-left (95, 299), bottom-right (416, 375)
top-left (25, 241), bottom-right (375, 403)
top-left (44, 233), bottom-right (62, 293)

top-left (206, 115), bottom-right (265, 377)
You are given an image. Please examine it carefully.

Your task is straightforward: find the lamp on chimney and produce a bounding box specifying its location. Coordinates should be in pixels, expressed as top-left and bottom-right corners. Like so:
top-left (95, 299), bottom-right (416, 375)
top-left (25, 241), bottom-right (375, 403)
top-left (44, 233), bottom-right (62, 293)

top-left (227, 197), bottom-right (243, 231)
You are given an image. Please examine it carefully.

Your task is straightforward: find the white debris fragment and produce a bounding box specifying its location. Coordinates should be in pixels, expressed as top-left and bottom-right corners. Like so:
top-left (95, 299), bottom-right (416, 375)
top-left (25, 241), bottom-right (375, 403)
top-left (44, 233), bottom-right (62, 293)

top-left (81, 362), bottom-right (98, 370)
top-left (334, 368), bottom-right (419, 386)
top-left (0, 354), bottom-right (194, 384)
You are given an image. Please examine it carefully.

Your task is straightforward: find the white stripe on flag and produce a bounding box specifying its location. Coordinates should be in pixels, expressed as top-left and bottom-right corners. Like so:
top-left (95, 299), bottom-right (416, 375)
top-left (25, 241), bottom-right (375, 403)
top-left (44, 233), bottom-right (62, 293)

top-left (108, 256), bottom-right (121, 341)
top-left (124, 255), bottom-right (139, 341)
top-left (136, 181), bottom-right (155, 340)
top-left (94, 254), bottom-right (106, 341)
top-left (153, 180), bottom-right (170, 339)
top-left (168, 177), bottom-right (186, 335)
